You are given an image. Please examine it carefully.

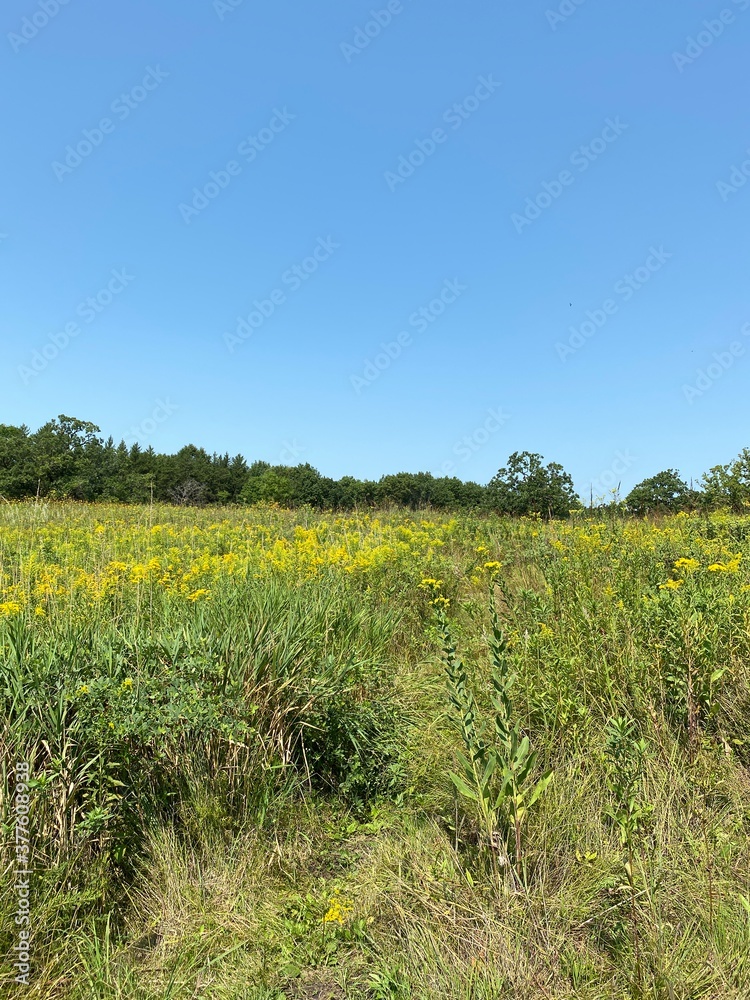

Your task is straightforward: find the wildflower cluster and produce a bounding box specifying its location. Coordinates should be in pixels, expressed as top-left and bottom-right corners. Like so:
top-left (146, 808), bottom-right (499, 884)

top-left (419, 577), bottom-right (450, 609)
top-left (0, 506), bottom-right (458, 620)
top-left (322, 894), bottom-right (353, 925)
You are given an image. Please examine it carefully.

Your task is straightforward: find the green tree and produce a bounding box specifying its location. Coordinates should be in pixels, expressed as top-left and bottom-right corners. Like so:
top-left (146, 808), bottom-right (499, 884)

top-left (329, 476), bottom-right (376, 509)
top-left (700, 449), bottom-right (750, 512)
top-left (0, 424), bottom-right (36, 498)
top-left (486, 452), bottom-right (578, 519)
top-left (30, 415), bottom-right (103, 498)
top-left (241, 468), bottom-right (294, 505)
top-left (625, 469), bottom-right (692, 516)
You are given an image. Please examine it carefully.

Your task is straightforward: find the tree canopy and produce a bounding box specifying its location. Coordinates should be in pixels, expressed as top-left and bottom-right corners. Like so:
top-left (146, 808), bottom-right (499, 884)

top-left (625, 469), bottom-right (693, 516)
top-left (0, 415), bottom-right (746, 517)
top-left (486, 451), bottom-right (580, 519)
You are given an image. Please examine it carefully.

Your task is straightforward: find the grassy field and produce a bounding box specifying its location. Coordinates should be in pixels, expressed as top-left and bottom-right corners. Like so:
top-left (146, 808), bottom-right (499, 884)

top-left (1, 500), bottom-right (750, 999)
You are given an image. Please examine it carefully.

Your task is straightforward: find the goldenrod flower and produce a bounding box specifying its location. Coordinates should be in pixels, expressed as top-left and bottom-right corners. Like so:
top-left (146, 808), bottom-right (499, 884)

top-left (708, 554), bottom-right (741, 573)
top-left (673, 557), bottom-right (699, 572)
top-left (322, 894), bottom-right (353, 925)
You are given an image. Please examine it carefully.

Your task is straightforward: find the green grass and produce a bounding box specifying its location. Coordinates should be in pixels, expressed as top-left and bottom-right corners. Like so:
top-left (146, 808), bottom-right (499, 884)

top-left (2, 502), bottom-right (750, 998)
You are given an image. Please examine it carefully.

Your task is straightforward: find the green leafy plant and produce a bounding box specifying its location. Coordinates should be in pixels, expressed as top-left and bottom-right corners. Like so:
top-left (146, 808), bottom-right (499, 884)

top-left (426, 577), bottom-right (552, 886)
top-left (603, 715), bottom-right (653, 993)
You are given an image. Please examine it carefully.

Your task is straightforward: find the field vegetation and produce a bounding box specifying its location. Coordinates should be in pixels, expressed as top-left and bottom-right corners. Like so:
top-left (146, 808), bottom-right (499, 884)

top-left (2, 500), bottom-right (750, 998)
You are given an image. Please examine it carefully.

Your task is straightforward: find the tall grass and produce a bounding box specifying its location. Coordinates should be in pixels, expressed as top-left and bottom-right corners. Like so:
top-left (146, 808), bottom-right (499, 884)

top-left (2, 502), bottom-right (750, 997)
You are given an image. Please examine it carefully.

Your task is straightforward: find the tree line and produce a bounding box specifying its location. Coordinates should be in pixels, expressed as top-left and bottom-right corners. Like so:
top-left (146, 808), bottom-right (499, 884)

top-left (0, 415), bottom-right (748, 517)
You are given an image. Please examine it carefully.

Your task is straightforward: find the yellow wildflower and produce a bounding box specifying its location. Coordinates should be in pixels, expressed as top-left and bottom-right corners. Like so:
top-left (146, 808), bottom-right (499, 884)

top-left (708, 554), bottom-right (741, 573)
top-left (659, 579), bottom-right (682, 590)
top-left (322, 895), bottom-right (353, 925)
top-left (673, 557), bottom-right (699, 572)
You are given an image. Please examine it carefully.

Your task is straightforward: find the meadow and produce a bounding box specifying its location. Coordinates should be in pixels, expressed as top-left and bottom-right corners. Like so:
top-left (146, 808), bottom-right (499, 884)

top-left (1, 500), bottom-right (750, 999)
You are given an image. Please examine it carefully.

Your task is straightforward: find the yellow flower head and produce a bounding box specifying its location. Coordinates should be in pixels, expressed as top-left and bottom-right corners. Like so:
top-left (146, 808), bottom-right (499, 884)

top-left (673, 557), bottom-right (699, 573)
top-left (659, 579), bottom-right (683, 590)
top-left (483, 561), bottom-right (502, 573)
top-left (186, 588), bottom-right (211, 602)
top-left (121, 678), bottom-right (133, 690)
top-left (708, 554), bottom-right (741, 573)
top-left (322, 894), bottom-right (353, 925)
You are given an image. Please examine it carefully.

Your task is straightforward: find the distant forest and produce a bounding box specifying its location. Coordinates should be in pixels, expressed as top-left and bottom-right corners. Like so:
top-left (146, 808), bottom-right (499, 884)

top-left (1, 415), bottom-right (749, 517)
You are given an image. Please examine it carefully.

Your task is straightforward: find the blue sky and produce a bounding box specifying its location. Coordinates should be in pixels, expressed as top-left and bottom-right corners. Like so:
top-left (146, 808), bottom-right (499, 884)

top-left (1, 0), bottom-right (748, 499)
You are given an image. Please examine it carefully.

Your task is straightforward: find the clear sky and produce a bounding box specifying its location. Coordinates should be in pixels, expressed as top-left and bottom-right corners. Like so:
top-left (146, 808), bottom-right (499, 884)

top-left (1, 0), bottom-right (748, 500)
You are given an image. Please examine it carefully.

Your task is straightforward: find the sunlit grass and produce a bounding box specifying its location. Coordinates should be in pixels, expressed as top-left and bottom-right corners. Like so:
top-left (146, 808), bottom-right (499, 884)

top-left (2, 502), bottom-right (750, 997)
